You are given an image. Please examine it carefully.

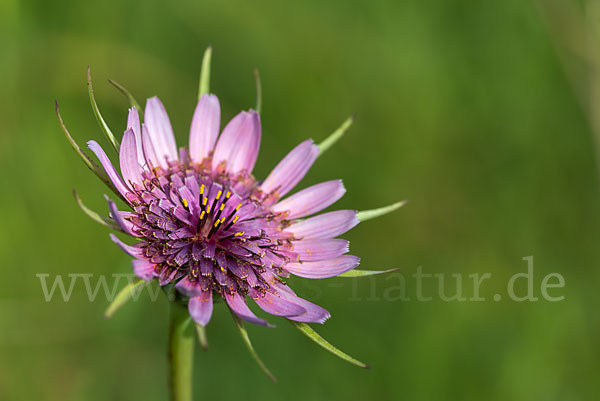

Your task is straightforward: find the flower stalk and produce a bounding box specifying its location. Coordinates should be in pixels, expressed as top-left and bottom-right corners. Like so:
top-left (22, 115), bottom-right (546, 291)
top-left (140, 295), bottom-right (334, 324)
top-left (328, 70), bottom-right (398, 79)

top-left (168, 301), bottom-right (195, 401)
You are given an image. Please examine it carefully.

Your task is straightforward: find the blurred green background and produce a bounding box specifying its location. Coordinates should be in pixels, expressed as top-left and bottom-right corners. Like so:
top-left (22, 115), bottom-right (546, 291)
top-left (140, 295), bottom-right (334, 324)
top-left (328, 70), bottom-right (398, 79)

top-left (1, 0), bottom-right (599, 400)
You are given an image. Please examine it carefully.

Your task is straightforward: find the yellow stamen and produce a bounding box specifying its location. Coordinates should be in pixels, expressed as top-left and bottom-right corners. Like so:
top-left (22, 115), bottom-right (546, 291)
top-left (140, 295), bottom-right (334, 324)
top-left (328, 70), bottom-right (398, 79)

top-left (235, 203), bottom-right (242, 211)
top-left (182, 198), bottom-right (188, 208)
top-left (200, 184), bottom-right (205, 195)
top-left (234, 231), bottom-right (245, 237)
top-left (225, 191), bottom-right (231, 199)
top-left (219, 204), bottom-right (225, 211)
top-left (206, 205), bottom-right (211, 213)
top-left (216, 190), bottom-right (222, 200)
top-left (232, 216), bottom-right (239, 223)
top-left (202, 197), bottom-right (207, 206)
top-left (199, 211), bottom-right (205, 220)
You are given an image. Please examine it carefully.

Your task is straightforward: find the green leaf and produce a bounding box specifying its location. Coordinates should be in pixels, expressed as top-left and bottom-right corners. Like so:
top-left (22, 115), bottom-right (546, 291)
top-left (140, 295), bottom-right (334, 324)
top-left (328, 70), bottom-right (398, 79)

top-left (230, 311), bottom-right (277, 382)
top-left (290, 321), bottom-right (369, 369)
top-left (108, 78), bottom-right (143, 118)
top-left (104, 279), bottom-right (147, 319)
top-left (317, 115), bottom-right (354, 156)
top-left (356, 200), bottom-right (407, 222)
top-left (56, 100), bottom-right (122, 198)
top-left (253, 68), bottom-right (262, 114)
top-left (73, 189), bottom-right (121, 231)
top-left (195, 324), bottom-right (209, 352)
top-left (87, 67), bottom-right (120, 153)
top-left (338, 268), bottom-right (400, 278)
top-left (198, 46), bottom-right (212, 99)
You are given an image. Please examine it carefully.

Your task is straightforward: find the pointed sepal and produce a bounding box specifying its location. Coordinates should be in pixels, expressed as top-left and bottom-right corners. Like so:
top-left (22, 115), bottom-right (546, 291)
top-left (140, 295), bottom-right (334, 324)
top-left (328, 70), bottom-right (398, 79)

top-left (104, 278), bottom-right (147, 319)
top-left (290, 321), bottom-right (369, 369)
top-left (108, 78), bottom-right (143, 119)
top-left (338, 268), bottom-right (400, 278)
top-left (229, 310), bottom-right (277, 382)
top-left (317, 115), bottom-right (354, 156)
top-left (254, 68), bottom-right (262, 114)
top-left (195, 323), bottom-right (209, 352)
top-left (198, 46), bottom-right (212, 99)
top-left (356, 200), bottom-right (407, 222)
top-left (56, 101), bottom-right (122, 198)
top-left (87, 67), bottom-right (120, 153)
top-left (73, 189), bottom-right (121, 231)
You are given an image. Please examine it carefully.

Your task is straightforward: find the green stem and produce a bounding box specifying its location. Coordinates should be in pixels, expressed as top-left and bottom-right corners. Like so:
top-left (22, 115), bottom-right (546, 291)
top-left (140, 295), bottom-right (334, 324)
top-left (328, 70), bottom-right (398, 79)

top-left (168, 302), bottom-right (195, 401)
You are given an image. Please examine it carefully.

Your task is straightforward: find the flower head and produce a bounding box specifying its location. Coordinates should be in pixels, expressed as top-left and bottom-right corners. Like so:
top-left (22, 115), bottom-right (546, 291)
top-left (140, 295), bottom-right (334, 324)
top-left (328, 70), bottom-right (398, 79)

top-left (88, 91), bottom-right (362, 327)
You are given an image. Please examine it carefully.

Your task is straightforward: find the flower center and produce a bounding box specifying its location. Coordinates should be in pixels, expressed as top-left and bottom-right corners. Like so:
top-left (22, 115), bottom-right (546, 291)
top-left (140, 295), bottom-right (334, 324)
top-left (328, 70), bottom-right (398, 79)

top-left (125, 158), bottom-right (291, 295)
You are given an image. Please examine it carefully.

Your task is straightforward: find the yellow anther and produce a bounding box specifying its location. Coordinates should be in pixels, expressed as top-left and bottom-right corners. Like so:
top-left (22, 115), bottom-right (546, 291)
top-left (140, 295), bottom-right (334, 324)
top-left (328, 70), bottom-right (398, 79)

top-left (232, 216), bottom-right (239, 223)
top-left (182, 198), bottom-right (188, 208)
top-left (199, 211), bottom-right (205, 220)
top-left (200, 184), bottom-right (205, 195)
top-left (225, 191), bottom-right (231, 199)
top-left (220, 266), bottom-right (227, 274)
top-left (216, 190), bottom-right (222, 200)
top-left (202, 197), bottom-right (207, 206)
top-left (219, 204), bottom-right (225, 211)
top-left (235, 203), bottom-right (242, 211)
top-left (234, 231), bottom-right (245, 237)
top-left (206, 205), bottom-right (211, 213)
top-left (214, 219), bottom-right (221, 228)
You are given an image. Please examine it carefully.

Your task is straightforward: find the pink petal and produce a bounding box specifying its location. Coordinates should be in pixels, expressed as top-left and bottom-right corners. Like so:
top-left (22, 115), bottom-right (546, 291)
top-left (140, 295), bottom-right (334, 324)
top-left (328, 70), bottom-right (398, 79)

top-left (188, 290), bottom-right (213, 326)
top-left (224, 292), bottom-right (273, 327)
top-left (144, 97), bottom-right (178, 167)
top-left (272, 284), bottom-right (330, 323)
top-left (141, 123), bottom-right (160, 169)
top-left (212, 111), bottom-right (261, 174)
top-left (132, 259), bottom-right (155, 281)
top-left (285, 255), bottom-right (360, 279)
top-left (271, 180), bottom-right (346, 219)
top-left (287, 210), bottom-right (359, 239)
top-left (291, 238), bottom-right (349, 261)
top-left (126, 107), bottom-right (146, 166)
top-left (175, 276), bottom-right (201, 296)
top-left (119, 129), bottom-right (143, 189)
top-left (87, 140), bottom-right (131, 201)
top-left (106, 197), bottom-right (140, 237)
top-left (189, 94), bottom-right (220, 163)
top-left (250, 290), bottom-right (306, 317)
top-left (260, 139), bottom-right (319, 198)
top-left (109, 233), bottom-right (144, 258)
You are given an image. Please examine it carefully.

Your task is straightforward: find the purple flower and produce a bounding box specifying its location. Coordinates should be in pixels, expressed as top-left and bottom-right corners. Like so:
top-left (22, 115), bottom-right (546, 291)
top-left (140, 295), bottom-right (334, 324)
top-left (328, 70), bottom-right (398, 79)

top-left (87, 93), bottom-right (361, 327)
top-left (59, 58), bottom-right (405, 377)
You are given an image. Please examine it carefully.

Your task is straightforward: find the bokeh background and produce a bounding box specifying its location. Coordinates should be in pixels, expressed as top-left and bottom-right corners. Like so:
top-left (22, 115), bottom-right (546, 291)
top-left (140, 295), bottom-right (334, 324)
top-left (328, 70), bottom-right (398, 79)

top-left (1, 0), bottom-right (599, 400)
